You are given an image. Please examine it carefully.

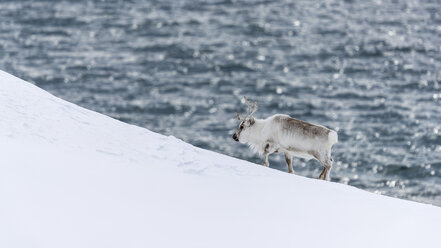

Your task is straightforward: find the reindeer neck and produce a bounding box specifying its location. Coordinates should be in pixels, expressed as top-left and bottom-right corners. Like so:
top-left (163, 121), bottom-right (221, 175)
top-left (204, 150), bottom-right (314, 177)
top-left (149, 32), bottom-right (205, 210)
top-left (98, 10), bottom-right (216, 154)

top-left (245, 118), bottom-right (265, 144)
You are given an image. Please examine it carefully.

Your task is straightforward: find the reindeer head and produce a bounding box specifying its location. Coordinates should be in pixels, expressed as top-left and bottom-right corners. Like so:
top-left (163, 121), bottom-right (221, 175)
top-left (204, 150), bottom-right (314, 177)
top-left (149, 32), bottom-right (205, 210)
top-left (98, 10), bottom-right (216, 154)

top-left (232, 96), bottom-right (258, 143)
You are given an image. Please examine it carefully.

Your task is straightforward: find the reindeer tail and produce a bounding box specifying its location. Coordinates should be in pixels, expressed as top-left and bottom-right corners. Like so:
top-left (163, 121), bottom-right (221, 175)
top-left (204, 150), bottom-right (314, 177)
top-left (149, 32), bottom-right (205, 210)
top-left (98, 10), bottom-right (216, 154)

top-left (328, 130), bottom-right (338, 146)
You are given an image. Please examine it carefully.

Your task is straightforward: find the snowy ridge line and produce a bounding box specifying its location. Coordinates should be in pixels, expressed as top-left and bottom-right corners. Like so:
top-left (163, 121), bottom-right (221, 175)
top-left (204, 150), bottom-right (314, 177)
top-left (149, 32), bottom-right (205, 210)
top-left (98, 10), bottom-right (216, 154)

top-left (1, 69), bottom-right (441, 248)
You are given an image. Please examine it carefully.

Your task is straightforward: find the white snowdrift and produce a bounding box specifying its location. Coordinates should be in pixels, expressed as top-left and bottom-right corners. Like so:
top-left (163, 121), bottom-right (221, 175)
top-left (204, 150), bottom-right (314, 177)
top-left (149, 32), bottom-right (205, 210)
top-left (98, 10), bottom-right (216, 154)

top-left (0, 70), bottom-right (440, 248)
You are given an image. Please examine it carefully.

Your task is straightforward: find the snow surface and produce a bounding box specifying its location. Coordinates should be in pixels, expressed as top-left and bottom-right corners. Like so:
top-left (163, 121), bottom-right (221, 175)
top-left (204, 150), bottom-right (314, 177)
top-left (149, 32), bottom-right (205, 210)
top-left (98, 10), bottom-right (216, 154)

top-left (1, 69), bottom-right (441, 248)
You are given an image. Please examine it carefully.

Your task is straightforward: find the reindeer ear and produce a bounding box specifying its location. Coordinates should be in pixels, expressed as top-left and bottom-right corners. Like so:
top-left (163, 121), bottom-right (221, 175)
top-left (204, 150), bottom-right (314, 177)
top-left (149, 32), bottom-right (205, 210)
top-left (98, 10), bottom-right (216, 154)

top-left (249, 117), bottom-right (255, 125)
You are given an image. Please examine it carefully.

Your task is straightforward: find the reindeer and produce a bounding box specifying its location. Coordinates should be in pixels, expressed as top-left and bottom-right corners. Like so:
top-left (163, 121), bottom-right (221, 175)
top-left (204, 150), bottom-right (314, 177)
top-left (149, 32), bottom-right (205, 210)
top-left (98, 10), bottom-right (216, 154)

top-left (232, 97), bottom-right (338, 180)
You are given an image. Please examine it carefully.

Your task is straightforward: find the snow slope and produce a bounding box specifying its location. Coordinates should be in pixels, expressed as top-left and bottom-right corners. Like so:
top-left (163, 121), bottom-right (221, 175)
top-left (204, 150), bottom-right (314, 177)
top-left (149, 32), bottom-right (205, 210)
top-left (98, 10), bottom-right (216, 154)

top-left (1, 69), bottom-right (440, 248)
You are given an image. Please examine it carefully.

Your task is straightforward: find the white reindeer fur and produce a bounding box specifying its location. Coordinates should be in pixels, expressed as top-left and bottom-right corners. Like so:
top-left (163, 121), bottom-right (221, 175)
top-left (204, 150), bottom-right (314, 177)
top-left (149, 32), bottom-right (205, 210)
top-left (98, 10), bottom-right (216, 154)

top-left (235, 114), bottom-right (338, 180)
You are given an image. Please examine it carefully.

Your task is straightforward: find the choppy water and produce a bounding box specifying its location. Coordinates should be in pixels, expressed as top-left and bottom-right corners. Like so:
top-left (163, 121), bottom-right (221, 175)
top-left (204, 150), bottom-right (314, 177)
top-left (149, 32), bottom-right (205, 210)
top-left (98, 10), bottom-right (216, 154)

top-left (1, 0), bottom-right (441, 205)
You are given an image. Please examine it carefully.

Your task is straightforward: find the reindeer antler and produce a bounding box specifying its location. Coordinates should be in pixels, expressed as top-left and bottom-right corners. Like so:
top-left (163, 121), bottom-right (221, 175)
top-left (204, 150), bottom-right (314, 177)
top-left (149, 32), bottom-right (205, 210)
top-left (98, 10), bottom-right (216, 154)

top-left (244, 96), bottom-right (252, 115)
top-left (235, 112), bottom-right (242, 120)
top-left (250, 101), bottom-right (258, 116)
top-left (242, 96), bottom-right (258, 117)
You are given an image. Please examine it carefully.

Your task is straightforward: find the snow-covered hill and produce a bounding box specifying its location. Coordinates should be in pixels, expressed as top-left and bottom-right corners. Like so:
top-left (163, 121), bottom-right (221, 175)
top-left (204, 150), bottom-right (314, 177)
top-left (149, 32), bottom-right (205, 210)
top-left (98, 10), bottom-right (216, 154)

top-left (1, 70), bottom-right (440, 248)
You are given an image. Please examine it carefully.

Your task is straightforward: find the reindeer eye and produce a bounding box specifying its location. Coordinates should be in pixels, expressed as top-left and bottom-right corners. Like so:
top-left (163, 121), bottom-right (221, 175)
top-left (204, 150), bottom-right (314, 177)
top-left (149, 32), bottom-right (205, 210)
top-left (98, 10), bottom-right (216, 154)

top-left (240, 124), bottom-right (244, 129)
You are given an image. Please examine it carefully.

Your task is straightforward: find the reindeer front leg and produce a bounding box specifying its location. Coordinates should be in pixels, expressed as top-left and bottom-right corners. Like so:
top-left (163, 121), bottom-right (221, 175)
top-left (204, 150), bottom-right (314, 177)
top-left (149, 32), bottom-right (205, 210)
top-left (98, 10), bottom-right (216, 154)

top-left (263, 144), bottom-right (271, 167)
top-left (284, 153), bottom-right (294, 174)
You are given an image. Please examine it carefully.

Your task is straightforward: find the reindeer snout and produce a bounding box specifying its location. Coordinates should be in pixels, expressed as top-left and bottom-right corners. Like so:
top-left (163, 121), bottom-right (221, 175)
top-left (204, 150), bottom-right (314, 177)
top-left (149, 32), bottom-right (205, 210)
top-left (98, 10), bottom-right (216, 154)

top-left (232, 134), bottom-right (239, 142)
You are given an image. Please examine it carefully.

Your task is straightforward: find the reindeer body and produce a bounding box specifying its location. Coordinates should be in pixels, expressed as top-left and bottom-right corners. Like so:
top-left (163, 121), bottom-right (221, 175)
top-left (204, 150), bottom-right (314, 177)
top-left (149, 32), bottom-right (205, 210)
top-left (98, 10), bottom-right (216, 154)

top-left (233, 98), bottom-right (338, 180)
top-left (244, 114), bottom-right (337, 160)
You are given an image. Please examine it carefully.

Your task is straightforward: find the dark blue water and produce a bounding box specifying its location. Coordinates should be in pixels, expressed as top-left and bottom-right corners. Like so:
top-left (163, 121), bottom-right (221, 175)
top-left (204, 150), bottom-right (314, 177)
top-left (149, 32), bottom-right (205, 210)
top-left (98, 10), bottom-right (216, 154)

top-left (1, 0), bottom-right (440, 205)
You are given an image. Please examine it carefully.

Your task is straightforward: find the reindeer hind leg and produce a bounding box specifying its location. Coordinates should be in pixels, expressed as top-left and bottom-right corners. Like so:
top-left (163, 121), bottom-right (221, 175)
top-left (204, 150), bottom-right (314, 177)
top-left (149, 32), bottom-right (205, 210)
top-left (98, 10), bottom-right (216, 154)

top-left (310, 151), bottom-right (331, 181)
top-left (318, 167), bottom-right (327, 180)
top-left (324, 157), bottom-right (333, 181)
top-left (319, 156), bottom-right (333, 181)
